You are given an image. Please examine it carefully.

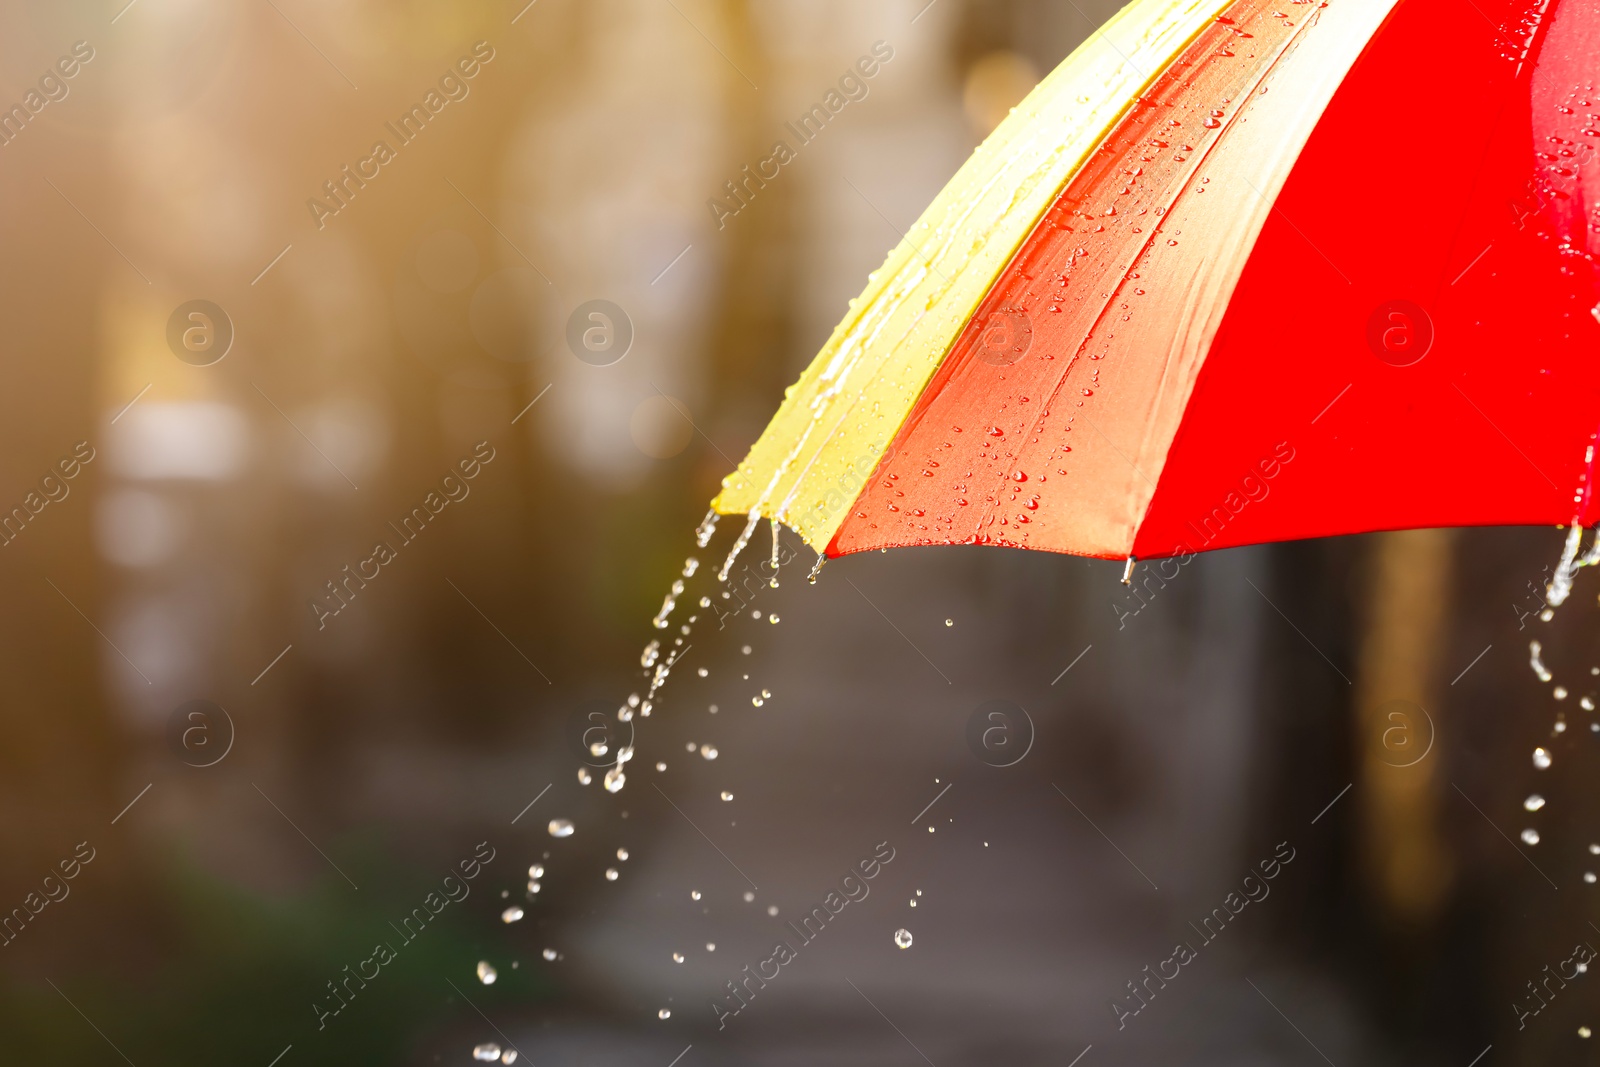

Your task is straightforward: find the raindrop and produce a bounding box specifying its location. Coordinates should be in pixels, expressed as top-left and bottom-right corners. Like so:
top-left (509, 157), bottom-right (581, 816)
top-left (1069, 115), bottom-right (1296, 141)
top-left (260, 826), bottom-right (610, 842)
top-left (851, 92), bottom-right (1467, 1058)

top-left (542, 948), bottom-right (557, 961)
top-left (577, 767), bottom-right (592, 785)
top-left (529, 864), bottom-right (544, 879)
top-left (502, 1053), bottom-right (518, 1065)
top-left (605, 868), bottom-right (619, 881)
top-left (894, 928), bottom-right (914, 949)
top-left (743, 891), bottom-right (755, 902)
top-left (477, 961), bottom-right (498, 985)
top-left (691, 890), bottom-right (702, 900)
top-left (706, 942), bottom-right (716, 952)
top-left (1587, 873), bottom-right (1598, 884)
top-left (1555, 686), bottom-right (1569, 699)
top-left (1534, 747), bottom-right (1553, 769)
top-left (673, 952), bottom-right (685, 963)
top-left (769, 615), bottom-right (780, 625)
top-left (698, 667), bottom-right (709, 677)
top-left (1522, 828), bottom-right (1541, 845)
top-left (617, 848), bottom-right (629, 861)
top-left (658, 1009), bottom-right (672, 1020)
top-left (1581, 1025), bottom-right (1593, 1038)
top-left (945, 619), bottom-right (953, 626)
top-left (501, 906), bottom-right (524, 923)
top-left (1525, 794), bottom-right (1546, 811)
top-left (767, 905), bottom-right (779, 916)
top-left (656, 761), bottom-right (667, 771)
top-left (1531, 640), bottom-right (1553, 682)
top-left (473, 1044), bottom-right (502, 1062)
top-left (702, 745), bottom-right (719, 760)
top-left (721, 791), bottom-right (734, 801)
top-left (604, 767), bottom-right (626, 793)
top-left (548, 819), bottom-right (575, 838)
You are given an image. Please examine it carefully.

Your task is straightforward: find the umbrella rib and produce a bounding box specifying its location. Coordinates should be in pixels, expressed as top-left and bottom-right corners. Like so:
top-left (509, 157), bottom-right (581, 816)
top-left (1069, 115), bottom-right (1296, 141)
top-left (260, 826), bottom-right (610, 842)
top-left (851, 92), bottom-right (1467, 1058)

top-left (841, 575), bottom-right (952, 684)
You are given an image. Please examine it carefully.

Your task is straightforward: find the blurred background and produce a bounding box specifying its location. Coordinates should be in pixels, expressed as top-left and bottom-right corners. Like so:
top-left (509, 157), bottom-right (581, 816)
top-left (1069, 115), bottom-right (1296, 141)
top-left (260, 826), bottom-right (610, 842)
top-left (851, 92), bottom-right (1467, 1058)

top-left (0, 0), bottom-right (1594, 1063)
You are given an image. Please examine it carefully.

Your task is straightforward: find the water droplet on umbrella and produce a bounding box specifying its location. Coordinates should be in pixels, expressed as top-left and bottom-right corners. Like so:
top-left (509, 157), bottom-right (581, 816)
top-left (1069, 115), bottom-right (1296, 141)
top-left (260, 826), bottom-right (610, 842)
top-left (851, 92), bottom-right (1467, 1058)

top-left (894, 928), bottom-right (914, 949)
top-left (501, 906), bottom-right (524, 923)
top-left (548, 819), bottom-right (575, 837)
top-left (477, 961), bottom-right (497, 985)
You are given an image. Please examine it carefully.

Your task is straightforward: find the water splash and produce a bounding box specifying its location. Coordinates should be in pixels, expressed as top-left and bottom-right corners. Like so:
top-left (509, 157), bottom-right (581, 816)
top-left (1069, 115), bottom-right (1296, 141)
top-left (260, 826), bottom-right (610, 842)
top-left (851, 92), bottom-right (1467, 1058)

top-left (718, 511), bottom-right (763, 582)
top-left (652, 580), bottom-right (686, 629)
top-left (769, 518), bottom-right (782, 587)
top-left (1531, 640), bottom-right (1553, 682)
top-left (694, 508), bottom-right (719, 547)
top-left (808, 552), bottom-right (828, 583)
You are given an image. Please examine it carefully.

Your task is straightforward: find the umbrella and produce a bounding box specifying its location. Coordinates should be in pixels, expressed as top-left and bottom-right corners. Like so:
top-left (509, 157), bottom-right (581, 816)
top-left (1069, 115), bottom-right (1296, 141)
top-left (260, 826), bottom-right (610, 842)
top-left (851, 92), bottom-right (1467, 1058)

top-left (710, 0), bottom-right (1600, 574)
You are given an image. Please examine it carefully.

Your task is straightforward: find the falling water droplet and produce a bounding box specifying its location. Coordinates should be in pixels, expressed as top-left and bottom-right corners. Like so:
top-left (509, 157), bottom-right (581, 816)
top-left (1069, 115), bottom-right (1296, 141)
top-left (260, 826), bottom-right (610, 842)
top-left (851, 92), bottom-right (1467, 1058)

top-left (528, 864), bottom-right (544, 879)
top-left (1531, 641), bottom-right (1554, 682)
top-left (1522, 828), bottom-right (1541, 845)
top-left (945, 619), bottom-right (953, 626)
top-left (691, 890), bottom-right (702, 900)
top-left (617, 848), bottom-right (629, 861)
top-left (894, 928), bottom-right (914, 949)
top-left (721, 791), bottom-right (734, 801)
top-left (673, 952), bottom-right (685, 963)
top-left (548, 819), bottom-right (575, 838)
top-left (501, 906), bottom-right (524, 923)
top-left (701, 745), bottom-right (719, 760)
top-left (605, 868), bottom-right (619, 881)
top-left (706, 942), bottom-right (716, 952)
top-left (1525, 794), bottom-right (1546, 811)
top-left (695, 509), bottom-right (719, 548)
top-left (1534, 747), bottom-right (1553, 769)
top-left (473, 1044), bottom-right (502, 1062)
top-left (477, 961), bottom-right (498, 985)
top-left (808, 553), bottom-right (828, 583)
top-left (767, 904), bottom-right (779, 916)
top-left (577, 767), bottom-right (591, 785)
top-left (718, 512), bottom-right (763, 582)
top-left (604, 767), bottom-right (626, 793)
top-left (743, 891), bottom-right (755, 902)
top-left (542, 948), bottom-right (557, 961)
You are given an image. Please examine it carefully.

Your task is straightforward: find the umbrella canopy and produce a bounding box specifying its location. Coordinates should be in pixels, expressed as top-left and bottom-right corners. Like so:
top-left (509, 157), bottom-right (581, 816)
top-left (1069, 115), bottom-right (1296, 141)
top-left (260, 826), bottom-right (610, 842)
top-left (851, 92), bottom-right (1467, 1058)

top-left (713, 0), bottom-right (1600, 563)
